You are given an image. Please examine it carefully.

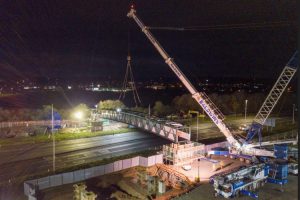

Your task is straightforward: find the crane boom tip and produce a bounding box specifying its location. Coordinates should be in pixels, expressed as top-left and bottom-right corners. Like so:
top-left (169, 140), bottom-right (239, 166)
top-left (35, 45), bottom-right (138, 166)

top-left (127, 4), bottom-right (136, 17)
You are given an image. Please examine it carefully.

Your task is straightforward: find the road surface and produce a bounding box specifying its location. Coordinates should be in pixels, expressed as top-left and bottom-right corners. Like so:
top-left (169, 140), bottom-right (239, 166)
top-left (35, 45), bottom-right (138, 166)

top-left (189, 117), bottom-right (296, 142)
top-left (0, 131), bottom-right (170, 199)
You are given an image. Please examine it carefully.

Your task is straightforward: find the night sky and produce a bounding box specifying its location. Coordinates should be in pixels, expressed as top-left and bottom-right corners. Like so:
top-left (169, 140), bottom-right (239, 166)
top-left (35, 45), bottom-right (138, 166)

top-left (0, 0), bottom-right (297, 83)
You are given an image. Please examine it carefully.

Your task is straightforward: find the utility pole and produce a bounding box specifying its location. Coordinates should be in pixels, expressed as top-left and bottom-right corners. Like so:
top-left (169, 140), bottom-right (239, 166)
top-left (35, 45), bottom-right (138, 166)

top-left (52, 104), bottom-right (55, 173)
top-left (244, 99), bottom-right (248, 121)
top-left (148, 104), bottom-right (151, 118)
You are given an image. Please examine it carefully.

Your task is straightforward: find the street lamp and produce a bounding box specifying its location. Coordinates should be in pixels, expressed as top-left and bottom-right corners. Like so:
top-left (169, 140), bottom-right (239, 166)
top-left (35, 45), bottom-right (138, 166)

top-left (244, 99), bottom-right (248, 121)
top-left (196, 112), bottom-right (199, 142)
top-left (116, 108), bottom-right (121, 113)
top-left (74, 111), bottom-right (83, 120)
top-left (51, 104), bottom-right (55, 173)
top-left (292, 104), bottom-right (296, 124)
top-left (197, 158), bottom-right (201, 182)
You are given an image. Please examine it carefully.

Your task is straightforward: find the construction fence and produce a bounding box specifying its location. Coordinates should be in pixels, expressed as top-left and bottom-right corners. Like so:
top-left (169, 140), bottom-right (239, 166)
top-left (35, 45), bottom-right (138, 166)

top-left (0, 120), bottom-right (83, 129)
top-left (23, 154), bottom-right (163, 198)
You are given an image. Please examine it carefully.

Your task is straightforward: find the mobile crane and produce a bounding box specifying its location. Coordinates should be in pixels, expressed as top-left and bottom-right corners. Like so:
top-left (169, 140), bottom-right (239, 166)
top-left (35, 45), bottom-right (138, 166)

top-left (209, 52), bottom-right (298, 198)
top-left (127, 6), bottom-right (275, 157)
top-left (128, 7), bottom-right (298, 199)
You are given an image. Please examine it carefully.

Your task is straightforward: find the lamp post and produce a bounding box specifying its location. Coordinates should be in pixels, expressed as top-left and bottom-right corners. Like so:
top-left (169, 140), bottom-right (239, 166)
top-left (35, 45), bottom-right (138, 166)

top-left (52, 104), bottom-right (55, 173)
top-left (94, 105), bottom-right (98, 121)
top-left (196, 112), bottom-right (199, 142)
top-left (73, 111), bottom-right (84, 131)
top-left (292, 104), bottom-right (295, 124)
top-left (244, 99), bottom-right (248, 121)
top-left (197, 158), bottom-right (200, 182)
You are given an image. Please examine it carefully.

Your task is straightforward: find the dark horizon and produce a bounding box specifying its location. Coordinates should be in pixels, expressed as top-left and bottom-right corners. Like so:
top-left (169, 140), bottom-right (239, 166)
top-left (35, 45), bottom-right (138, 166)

top-left (0, 1), bottom-right (297, 83)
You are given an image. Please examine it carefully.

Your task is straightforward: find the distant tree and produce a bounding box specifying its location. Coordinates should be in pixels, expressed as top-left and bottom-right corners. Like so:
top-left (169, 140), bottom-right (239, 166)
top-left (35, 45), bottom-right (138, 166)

top-left (19, 109), bottom-right (35, 121)
top-left (98, 100), bottom-right (125, 110)
top-left (153, 101), bottom-right (173, 117)
top-left (172, 94), bottom-right (199, 112)
top-left (0, 108), bottom-right (10, 121)
top-left (58, 109), bottom-right (71, 120)
top-left (246, 93), bottom-right (265, 114)
top-left (231, 95), bottom-right (240, 116)
top-left (36, 105), bottom-right (59, 120)
top-left (130, 106), bottom-right (147, 113)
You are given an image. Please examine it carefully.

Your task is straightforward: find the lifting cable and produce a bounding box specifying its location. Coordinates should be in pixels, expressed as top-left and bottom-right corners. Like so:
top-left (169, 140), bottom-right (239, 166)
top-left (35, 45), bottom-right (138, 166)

top-left (119, 25), bottom-right (142, 107)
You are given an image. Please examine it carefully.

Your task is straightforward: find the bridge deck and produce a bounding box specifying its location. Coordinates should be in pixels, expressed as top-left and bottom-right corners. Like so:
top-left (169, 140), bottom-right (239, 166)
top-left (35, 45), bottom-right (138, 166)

top-left (99, 110), bottom-right (190, 142)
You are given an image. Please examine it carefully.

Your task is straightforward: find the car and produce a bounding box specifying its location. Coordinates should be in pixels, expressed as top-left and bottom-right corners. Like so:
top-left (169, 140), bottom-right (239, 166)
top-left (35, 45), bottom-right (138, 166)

top-left (166, 121), bottom-right (183, 128)
top-left (239, 124), bottom-right (250, 131)
top-left (182, 165), bottom-right (192, 171)
top-left (288, 163), bottom-right (298, 175)
top-left (157, 119), bottom-right (167, 123)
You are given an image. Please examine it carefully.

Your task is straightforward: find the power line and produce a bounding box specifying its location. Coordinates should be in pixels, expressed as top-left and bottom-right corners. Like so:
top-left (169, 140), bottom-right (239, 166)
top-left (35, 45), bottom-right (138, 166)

top-left (145, 21), bottom-right (294, 31)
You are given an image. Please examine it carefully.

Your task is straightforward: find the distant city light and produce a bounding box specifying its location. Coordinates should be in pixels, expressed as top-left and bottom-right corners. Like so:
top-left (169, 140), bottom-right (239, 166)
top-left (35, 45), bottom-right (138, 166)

top-left (116, 108), bottom-right (121, 112)
top-left (67, 86), bottom-right (72, 89)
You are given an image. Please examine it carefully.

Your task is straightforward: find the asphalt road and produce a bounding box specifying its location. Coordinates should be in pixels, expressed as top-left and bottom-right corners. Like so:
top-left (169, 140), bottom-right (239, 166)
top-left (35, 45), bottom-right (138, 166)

top-left (0, 131), bottom-right (170, 199)
top-left (189, 118), bottom-right (254, 142)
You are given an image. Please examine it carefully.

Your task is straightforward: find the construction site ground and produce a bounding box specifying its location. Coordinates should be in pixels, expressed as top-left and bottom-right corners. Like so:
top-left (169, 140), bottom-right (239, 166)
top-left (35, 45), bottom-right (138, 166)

top-left (41, 165), bottom-right (191, 200)
top-left (173, 175), bottom-right (298, 200)
top-left (168, 155), bottom-right (250, 182)
top-left (39, 155), bottom-right (252, 200)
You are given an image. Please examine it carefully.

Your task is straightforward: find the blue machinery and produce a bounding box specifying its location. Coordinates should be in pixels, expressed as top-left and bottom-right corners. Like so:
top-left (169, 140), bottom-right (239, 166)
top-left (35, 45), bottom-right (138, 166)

top-left (212, 163), bottom-right (268, 199)
top-left (211, 144), bottom-right (289, 199)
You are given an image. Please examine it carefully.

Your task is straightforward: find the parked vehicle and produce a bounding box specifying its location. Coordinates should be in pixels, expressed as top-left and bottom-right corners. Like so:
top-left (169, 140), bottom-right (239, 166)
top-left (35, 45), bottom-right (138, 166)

top-left (239, 124), bottom-right (250, 131)
top-left (182, 165), bottom-right (192, 171)
top-left (288, 163), bottom-right (298, 175)
top-left (166, 121), bottom-right (183, 128)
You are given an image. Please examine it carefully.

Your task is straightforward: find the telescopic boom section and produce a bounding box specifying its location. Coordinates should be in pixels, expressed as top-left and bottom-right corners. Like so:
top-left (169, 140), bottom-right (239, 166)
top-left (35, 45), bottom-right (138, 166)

top-left (127, 8), bottom-right (241, 149)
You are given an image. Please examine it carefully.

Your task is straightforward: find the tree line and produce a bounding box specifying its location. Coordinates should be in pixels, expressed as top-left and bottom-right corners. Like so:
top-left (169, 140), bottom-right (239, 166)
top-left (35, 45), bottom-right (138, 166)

top-left (0, 90), bottom-right (295, 121)
top-left (150, 90), bottom-right (296, 117)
